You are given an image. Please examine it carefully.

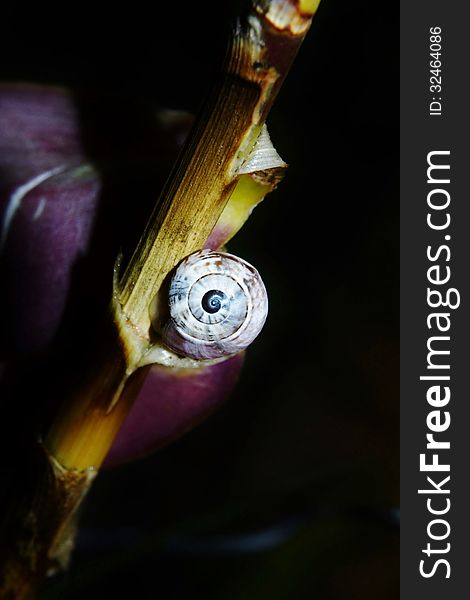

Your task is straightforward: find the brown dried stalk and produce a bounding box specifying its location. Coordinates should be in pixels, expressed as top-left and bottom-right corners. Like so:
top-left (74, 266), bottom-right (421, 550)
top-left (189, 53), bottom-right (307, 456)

top-left (0, 1), bottom-right (320, 597)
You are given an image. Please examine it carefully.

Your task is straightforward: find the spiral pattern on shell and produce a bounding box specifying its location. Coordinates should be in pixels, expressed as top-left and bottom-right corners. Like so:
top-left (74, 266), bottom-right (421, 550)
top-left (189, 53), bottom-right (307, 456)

top-left (158, 250), bottom-right (268, 360)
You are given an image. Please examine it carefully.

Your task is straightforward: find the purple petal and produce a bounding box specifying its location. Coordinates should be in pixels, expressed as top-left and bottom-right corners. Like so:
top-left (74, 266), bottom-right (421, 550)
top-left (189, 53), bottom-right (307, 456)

top-left (0, 166), bottom-right (100, 353)
top-left (0, 84), bottom-right (100, 354)
top-left (0, 83), bottom-right (84, 180)
top-left (105, 353), bottom-right (244, 466)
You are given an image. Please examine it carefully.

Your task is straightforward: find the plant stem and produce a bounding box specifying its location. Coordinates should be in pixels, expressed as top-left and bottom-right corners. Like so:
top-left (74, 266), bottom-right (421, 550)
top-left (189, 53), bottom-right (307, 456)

top-left (117, 0), bottom-right (320, 336)
top-left (46, 0), bottom-right (320, 474)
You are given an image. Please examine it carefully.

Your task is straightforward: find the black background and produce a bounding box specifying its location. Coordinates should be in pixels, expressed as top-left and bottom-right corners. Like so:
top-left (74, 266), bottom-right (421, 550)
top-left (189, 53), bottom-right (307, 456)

top-left (1, 1), bottom-right (398, 598)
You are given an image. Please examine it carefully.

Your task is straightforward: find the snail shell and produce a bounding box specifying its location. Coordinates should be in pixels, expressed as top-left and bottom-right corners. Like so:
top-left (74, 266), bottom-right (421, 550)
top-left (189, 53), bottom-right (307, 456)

top-left (157, 250), bottom-right (268, 360)
top-left (238, 124), bottom-right (286, 175)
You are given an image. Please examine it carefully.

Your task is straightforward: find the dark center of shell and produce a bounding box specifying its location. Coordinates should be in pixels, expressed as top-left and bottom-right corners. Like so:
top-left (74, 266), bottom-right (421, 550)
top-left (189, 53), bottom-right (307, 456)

top-left (201, 290), bottom-right (226, 314)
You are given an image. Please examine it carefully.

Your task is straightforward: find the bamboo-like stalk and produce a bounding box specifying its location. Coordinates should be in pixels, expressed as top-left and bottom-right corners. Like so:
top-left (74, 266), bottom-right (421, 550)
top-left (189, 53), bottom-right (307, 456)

top-left (0, 1), bottom-right (321, 596)
top-left (46, 0), bottom-right (320, 472)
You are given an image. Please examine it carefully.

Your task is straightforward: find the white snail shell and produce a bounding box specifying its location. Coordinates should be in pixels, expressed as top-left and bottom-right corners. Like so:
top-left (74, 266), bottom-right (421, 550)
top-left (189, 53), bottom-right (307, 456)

top-left (238, 124), bottom-right (286, 175)
top-left (158, 250), bottom-right (268, 360)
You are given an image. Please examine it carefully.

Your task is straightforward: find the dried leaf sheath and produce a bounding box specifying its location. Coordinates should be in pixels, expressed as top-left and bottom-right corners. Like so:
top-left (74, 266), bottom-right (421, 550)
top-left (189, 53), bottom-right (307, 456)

top-left (0, 1), bottom-right (321, 596)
